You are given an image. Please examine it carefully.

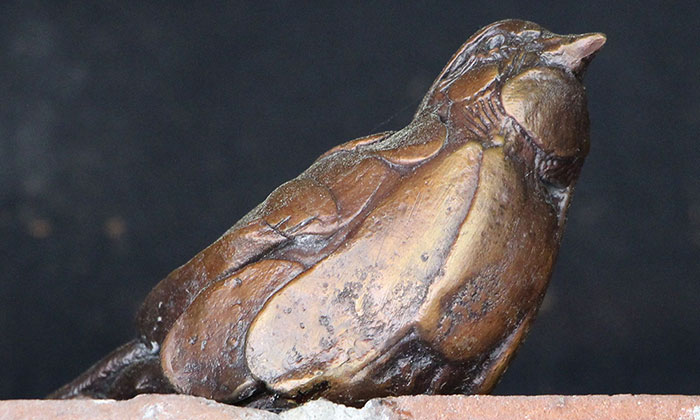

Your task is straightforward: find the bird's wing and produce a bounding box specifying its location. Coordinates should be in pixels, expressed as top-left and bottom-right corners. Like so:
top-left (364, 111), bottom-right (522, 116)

top-left (149, 131), bottom-right (403, 400)
top-left (136, 131), bottom-right (399, 344)
top-left (244, 142), bottom-right (484, 401)
top-left (147, 118), bottom-right (450, 401)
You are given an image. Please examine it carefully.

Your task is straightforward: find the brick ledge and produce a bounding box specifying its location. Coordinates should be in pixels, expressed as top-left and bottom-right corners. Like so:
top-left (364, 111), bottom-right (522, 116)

top-left (1, 394), bottom-right (699, 419)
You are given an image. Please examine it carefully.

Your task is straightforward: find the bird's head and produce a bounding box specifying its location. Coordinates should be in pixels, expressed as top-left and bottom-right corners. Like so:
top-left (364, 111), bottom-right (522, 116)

top-left (419, 19), bottom-right (605, 220)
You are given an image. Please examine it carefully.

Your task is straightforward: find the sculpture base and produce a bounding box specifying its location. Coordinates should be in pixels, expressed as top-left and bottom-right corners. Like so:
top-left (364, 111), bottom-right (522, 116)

top-left (2, 394), bottom-right (699, 419)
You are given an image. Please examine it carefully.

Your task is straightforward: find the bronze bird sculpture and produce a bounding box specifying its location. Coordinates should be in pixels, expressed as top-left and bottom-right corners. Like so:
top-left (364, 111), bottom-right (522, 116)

top-left (50, 19), bottom-right (605, 409)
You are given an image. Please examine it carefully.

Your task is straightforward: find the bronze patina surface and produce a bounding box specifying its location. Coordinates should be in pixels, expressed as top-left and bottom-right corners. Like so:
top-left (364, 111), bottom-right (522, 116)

top-left (50, 20), bottom-right (605, 409)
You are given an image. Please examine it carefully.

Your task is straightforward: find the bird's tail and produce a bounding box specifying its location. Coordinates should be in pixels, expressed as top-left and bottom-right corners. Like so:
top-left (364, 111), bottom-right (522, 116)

top-left (48, 339), bottom-right (174, 400)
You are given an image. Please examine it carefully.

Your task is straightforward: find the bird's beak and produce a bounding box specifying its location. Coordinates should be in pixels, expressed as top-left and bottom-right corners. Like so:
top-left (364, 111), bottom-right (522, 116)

top-left (542, 32), bottom-right (606, 77)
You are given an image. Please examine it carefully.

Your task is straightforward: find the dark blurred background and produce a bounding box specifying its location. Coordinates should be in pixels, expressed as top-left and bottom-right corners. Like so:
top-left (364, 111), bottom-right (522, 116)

top-left (1, 2), bottom-right (698, 399)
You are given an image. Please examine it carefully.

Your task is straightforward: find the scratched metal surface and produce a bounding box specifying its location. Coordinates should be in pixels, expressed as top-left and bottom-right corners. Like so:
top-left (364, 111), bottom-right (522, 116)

top-left (1, 2), bottom-right (698, 399)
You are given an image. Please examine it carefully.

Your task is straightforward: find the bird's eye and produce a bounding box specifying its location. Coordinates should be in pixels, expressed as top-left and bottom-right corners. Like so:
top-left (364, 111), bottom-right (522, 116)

top-left (485, 34), bottom-right (505, 50)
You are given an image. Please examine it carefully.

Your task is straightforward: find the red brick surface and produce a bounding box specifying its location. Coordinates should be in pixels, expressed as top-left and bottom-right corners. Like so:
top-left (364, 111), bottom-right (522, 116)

top-left (370, 395), bottom-right (700, 419)
top-left (1, 394), bottom-right (699, 419)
